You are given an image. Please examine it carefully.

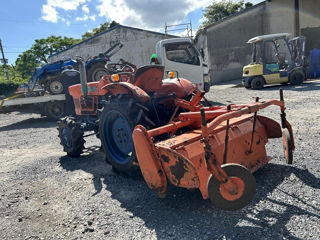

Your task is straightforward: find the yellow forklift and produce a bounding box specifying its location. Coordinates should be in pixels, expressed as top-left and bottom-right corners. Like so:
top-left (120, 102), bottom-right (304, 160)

top-left (242, 33), bottom-right (306, 89)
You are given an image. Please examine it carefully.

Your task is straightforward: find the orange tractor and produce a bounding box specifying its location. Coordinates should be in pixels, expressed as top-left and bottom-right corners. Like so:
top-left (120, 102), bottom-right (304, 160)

top-left (58, 60), bottom-right (294, 211)
top-left (58, 61), bottom-right (202, 172)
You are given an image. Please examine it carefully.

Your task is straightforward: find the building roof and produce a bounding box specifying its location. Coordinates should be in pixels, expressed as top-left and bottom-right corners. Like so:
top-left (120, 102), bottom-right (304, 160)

top-left (247, 33), bottom-right (292, 43)
top-left (49, 24), bottom-right (177, 58)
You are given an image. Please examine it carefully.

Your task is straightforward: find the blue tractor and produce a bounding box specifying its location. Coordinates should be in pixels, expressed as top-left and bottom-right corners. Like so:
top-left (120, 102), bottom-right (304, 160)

top-left (27, 42), bottom-right (123, 95)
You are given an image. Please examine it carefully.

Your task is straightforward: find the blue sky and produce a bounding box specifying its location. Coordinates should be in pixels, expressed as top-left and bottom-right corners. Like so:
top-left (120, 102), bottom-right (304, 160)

top-left (0, 0), bottom-right (264, 65)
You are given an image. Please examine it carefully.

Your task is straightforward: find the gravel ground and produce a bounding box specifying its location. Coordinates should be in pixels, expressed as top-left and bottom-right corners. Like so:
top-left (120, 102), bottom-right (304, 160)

top-left (0, 80), bottom-right (320, 240)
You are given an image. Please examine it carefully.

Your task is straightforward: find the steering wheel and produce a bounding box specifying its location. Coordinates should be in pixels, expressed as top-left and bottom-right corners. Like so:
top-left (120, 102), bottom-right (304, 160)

top-left (106, 63), bottom-right (135, 74)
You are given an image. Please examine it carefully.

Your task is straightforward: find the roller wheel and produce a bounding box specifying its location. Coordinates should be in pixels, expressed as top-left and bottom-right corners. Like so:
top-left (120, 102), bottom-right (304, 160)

top-left (282, 129), bottom-right (293, 164)
top-left (58, 117), bottom-right (85, 157)
top-left (207, 163), bottom-right (256, 211)
top-left (99, 96), bottom-right (150, 175)
top-left (251, 77), bottom-right (264, 90)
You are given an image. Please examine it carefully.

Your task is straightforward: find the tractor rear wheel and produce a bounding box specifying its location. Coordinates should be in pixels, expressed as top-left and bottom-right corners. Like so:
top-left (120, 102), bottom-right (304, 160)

top-left (58, 117), bottom-right (85, 157)
top-left (282, 129), bottom-right (293, 164)
top-left (99, 96), bottom-right (150, 175)
top-left (251, 77), bottom-right (264, 90)
top-left (207, 163), bottom-right (256, 211)
top-left (289, 70), bottom-right (304, 85)
top-left (87, 63), bottom-right (110, 82)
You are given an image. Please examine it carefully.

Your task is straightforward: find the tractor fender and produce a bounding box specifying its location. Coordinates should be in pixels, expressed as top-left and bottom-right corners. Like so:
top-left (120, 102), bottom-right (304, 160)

top-left (156, 77), bottom-right (196, 98)
top-left (257, 115), bottom-right (282, 138)
top-left (132, 125), bottom-right (167, 195)
top-left (102, 82), bottom-right (150, 103)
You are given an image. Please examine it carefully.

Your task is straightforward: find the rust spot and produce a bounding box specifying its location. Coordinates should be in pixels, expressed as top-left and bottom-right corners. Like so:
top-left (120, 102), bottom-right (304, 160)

top-left (169, 156), bottom-right (188, 185)
top-left (161, 154), bottom-right (170, 163)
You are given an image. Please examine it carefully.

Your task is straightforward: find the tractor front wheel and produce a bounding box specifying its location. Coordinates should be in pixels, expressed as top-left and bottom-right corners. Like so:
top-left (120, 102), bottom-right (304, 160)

top-left (58, 117), bottom-right (85, 157)
top-left (207, 163), bottom-right (256, 211)
top-left (48, 79), bottom-right (64, 94)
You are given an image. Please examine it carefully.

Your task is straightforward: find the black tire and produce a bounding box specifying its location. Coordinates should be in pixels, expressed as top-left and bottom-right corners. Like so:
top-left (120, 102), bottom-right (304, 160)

top-left (282, 129), bottom-right (293, 164)
top-left (48, 79), bottom-right (64, 95)
top-left (207, 163), bottom-right (256, 211)
top-left (58, 117), bottom-right (85, 157)
top-left (45, 101), bottom-right (65, 120)
top-left (251, 77), bottom-right (264, 90)
top-left (87, 63), bottom-right (110, 82)
top-left (99, 96), bottom-right (149, 175)
top-left (289, 70), bottom-right (305, 85)
top-left (204, 82), bottom-right (210, 92)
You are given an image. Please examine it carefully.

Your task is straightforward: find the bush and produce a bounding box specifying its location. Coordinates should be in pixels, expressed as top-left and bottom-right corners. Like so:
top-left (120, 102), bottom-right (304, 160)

top-left (0, 82), bottom-right (20, 97)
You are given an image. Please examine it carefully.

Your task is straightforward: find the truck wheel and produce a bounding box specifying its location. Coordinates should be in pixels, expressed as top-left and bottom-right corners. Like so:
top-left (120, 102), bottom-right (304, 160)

top-left (48, 79), bottom-right (64, 95)
top-left (204, 82), bottom-right (210, 92)
top-left (45, 101), bottom-right (65, 120)
top-left (289, 70), bottom-right (304, 85)
top-left (87, 63), bottom-right (110, 82)
top-left (251, 77), bottom-right (264, 90)
top-left (99, 97), bottom-right (149, 175)
top-left (58, 117), bottom-right (85, 157)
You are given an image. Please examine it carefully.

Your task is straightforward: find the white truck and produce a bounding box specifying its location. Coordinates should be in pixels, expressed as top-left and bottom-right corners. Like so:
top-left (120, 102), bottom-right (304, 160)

top-left (156, 38), bottom-right (210, 92)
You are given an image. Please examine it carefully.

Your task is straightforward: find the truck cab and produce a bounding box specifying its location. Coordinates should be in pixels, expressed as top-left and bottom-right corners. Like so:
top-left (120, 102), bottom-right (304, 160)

top-left (156, 38), bottom-right (210, 92)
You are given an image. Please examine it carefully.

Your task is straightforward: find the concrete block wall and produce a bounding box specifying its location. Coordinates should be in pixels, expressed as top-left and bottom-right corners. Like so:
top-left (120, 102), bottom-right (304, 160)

top-left (196, 4), bottom-right (266, 84)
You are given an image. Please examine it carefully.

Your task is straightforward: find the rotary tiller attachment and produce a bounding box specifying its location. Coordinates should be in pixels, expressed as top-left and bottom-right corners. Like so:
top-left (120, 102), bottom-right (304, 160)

top-left (132, 89), bottom-right (294, 211)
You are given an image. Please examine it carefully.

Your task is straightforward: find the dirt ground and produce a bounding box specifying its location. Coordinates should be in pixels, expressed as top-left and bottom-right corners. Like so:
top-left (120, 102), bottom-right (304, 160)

top-left (0, 80), bottom-right (320, 240)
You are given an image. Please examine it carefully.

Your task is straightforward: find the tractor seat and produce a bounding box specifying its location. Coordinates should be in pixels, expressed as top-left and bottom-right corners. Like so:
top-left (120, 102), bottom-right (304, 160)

top-left (131, 65), bottom-right (164, 93)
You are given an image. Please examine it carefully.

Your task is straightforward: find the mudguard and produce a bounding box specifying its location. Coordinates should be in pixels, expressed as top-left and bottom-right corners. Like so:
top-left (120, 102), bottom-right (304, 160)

top-left (102, 82), bottom-right (150, 103)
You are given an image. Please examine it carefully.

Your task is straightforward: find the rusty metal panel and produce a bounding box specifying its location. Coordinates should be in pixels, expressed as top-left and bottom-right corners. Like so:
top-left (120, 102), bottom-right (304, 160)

top-left (158, 147), bottom-right (200, 188)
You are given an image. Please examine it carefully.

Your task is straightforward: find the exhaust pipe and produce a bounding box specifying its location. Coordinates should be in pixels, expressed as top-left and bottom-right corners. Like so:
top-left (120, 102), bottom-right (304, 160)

top-left (77, 59), bottom-right (88, 97)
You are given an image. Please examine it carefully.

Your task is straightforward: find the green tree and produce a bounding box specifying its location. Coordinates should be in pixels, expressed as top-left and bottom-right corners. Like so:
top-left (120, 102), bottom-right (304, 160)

top-left (82, 20), bottom-right (119, 39)
top-left (15, 50), bottom-right (39, 79)
top-left (200, 0), bottom-right (253, 29)
top-left (31, 36), bottom-right (80, 64)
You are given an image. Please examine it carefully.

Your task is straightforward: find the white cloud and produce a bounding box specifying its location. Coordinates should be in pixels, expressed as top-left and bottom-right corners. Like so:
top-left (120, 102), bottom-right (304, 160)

top-left (41, 4), bottom-right (58, 23)
top-left (82, 4), bottom-right (90, 14)
top-left (76, 15), bottom-right (89, 21)
top-left (97, 0), bottom-right (212, 30)
top-left (41, 0), bottom-right (88, 22)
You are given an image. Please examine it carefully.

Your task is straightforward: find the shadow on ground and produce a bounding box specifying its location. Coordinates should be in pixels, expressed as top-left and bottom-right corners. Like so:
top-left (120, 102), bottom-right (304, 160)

top-left (247, 80), bottom-right (320, 92)
top-left (59, 149), bottom-right (320, 239)
top-left (0, 116), bottom-right (57, 132)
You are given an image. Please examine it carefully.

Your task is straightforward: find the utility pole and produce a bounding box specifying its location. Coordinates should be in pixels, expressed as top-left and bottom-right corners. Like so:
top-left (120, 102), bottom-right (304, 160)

top-left (0, 38), bottom-right (10, 81)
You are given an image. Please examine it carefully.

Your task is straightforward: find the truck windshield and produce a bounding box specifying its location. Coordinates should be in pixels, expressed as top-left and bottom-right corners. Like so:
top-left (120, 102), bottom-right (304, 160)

top-left (165, 43), bottom-right (200, 66)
